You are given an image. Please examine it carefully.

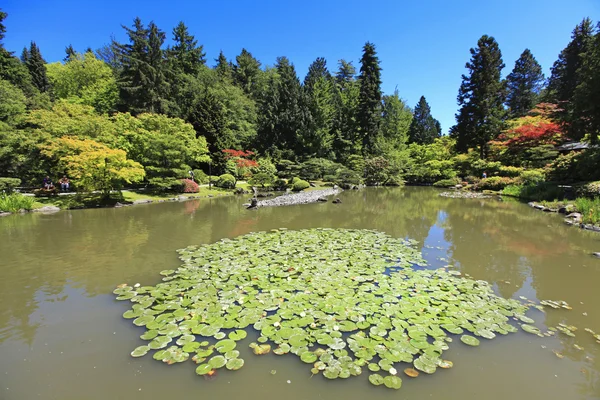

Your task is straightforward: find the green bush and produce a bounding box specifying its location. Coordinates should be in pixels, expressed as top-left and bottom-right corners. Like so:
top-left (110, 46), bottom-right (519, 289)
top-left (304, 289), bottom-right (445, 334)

top-left (498, 166), bottom-right (524, 177)
top-left (300, 158), bottom-right (344, 180)
top-left (476, 177), bottom-right (516, 191)
top-left (0, 193), bottom-right (35, 212)
top-left (322, 174), bottom-right (336, 183)
top-left (216, 174), bottom-right (236, 189)
top-left (148, 177), bottom-right (184, 192)
top-left (335, 168), bottom-right (362, 186)
top-left (0, 177), bottom-right (21, 193)
top-left (501, 182), bottom-right (564, 201)
top-left (292, 179), bottom-right (310, 191)
top-left (248, 173), bottom-right (275, 187)
top-left (575, 181), bottom-right (600, 198)
top-left (433, 177), bottom-right (461, 187)
top-left (272, 179), bottom-right (287, 190)
top-left (519, 169), bottom-right (545, 185)
top-left (501, 185), bottom-right (523, 198)
top-left (464, 175), bottom-right (480, 184)
top-left (575, 197), bottom-right (600, 225)
top-left (276, 160), bottom-right (302, 179)
top-left (192, 169), bottom-right (209, 184)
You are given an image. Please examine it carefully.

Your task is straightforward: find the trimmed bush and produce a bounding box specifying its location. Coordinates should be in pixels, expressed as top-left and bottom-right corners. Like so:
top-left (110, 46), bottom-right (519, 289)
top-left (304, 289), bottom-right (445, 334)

top-left (433, 177), bottom-right (461, 188)
top-left (148, 177), bottom-right (184, 192)
top-left (464, 175), bottom-right (480, 184)
top-left (0, 177), bottom-right (21, 193)
top-left (248, 173), bottom-right (275, 187)
top-left (498, 166), bottom-right (524, 177)
top-left (476, 177), bottom-right (516, 191)
top-left (216, 174), bottom-right (236, 189)
top-left (272, 178), bottom-right (287, 190)
top-left (192, 169), bottom-right (209, 184)
top-left (519, 169), bottom-right (545, 185)
top-left (292, 179), bottom-right (310, 191)
top-left (180, 179), bottom-right (199, 193)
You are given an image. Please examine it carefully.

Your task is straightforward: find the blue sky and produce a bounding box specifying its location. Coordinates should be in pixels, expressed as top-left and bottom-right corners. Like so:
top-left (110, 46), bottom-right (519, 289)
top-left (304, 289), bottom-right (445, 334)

top-left (2, 0), bottom-right (599, 132)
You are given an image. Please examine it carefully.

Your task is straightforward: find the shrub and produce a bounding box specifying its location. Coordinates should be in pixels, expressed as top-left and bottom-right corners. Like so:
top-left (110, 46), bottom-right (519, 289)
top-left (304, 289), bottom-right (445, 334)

top-left (276, 160), bottom-right (302, 179)
top-left (0, 193), bottom-right (35, 212)
top-left (575, 181), bottom-right (600, 198)
top-left (248, 173), bottom-right (275, 187)
top-left (272, 179), bottom-right (287, 190)
top-left (385, 175), bottom-right (405, 187)
top-left (519, 169), bottom-right (545, 185)
top-left (289, 177), bottom-right (300, 185)
top-left (575, 197), bottom-right (600, 225)
top-left (323, 174), bottom-right (336, 183)
top-left (0, 177), bottom-right (21, 193)
top-left (216, 174), bottom-right (236, 189)
top-left (335, 168), bottom-right (362, 186)
top-left (180, 179), bottom-right (199, 193)
top-left (501, 185), bottom-right (523, 198)
top-left (192, 169), bottom-right (209, 184)
top-left (433, 177), bottom-right (461, 187)
top-left (501, 182), bottom-right (564, 201)
top-left (148, 177), bottom-right (184, 192)
top-left (464, 175), bottom-right (480, 184)
top-left (498, 165), bottom-right (524, 177)
top-left (292, 179), bottom-right (310, 191)
top-left (475, 177), bottom-right (515, 191)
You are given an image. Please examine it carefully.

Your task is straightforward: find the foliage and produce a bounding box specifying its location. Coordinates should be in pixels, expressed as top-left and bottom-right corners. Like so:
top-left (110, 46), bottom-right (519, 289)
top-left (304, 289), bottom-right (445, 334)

top-left (0, 192), bottom-right (34, 212)
top-left (291, 179), bottom-right (310, 191)
top-left (519, 169), bottom-right (545, 185)
top-left (40, 137), bottom-right (145, 194)
top-left (408, 96), bottom-right (440, 144)
top-left (574, 197), bottom-right (600, 225)
top-left (505, 49), bottom-right (544, 117)
top-left (46, 52), bottom-right (119, 113)
top-left (216, 173), bottom-right (236, 189)
top-left (433, 177), bottom-right (461, 187)
top-left (452, 35), bottom-right (506, 158)
top-left (498, 165), bottom-right (523, 177)
top-left (0, 177), bottom-right (21, 193)
top-left (248, 172), bottom-right (275, 188)
top-left (192, 169), bottom-right (209, 184)
top-left (0, 79), bottom-right (27, 125)
top-left (405, 137), bottom-right (456, 184)
top-left (546, 149), bottom-right (600, 183)
top-left (180, 178), bottom-right (199, 193)
top-left (272, 178), bottom-right (287, 190)
top-left (23, 41), bottom-right (50, 93)
top-left (275, 159), bottom-right (302, 179)
top-left (475, 177), bottom-right (515, 191)
top-left (357, 42), bottom-right (382, 155)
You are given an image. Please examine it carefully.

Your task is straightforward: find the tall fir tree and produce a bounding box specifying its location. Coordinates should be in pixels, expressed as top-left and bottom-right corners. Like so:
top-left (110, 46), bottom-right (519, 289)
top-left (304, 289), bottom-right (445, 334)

top-left (357, 42), bottom-right (382, 155)
top-left (408, 96), bottom-right (440, 144)
top-left (114, 18), bottom-right (170, 114)
top-left (214, 50), bottom-right (233, 81)
top-left (547, 18), bottom-right (595, 137)
top-left (25, 42), bottom-right (50, 93)
top-left (572, 22), bottom-right (600, 143)
top-left (332, 59), bottom-right (359, 160)
top-left (166, 21), bottom-right (205, 76)
top-left (233, 49), bottom-right (261, 98)
top-left (505, 49), bottom-right (544, 117)
top-left (0, 8), bottom-right (6, 44)
top-left (451, 35), bottom-right (506, 158)
top-left (303, 58), bottom-right (334, 157)
top-left (304, 57), bottom-right (331, 91)
top-left (64, 44), bottom-right (76, 62)
top-left (336, 59), bottom-right (356, 84)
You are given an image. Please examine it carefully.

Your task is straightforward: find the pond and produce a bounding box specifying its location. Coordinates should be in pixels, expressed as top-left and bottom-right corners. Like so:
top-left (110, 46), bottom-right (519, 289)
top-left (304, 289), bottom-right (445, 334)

top-left (0, 187), bottom-right (599, 399)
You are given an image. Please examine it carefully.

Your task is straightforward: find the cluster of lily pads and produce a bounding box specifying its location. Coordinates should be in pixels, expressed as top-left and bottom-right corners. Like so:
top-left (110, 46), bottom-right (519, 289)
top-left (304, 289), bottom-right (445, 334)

top-left (115, 228), bottom-right (541, 390)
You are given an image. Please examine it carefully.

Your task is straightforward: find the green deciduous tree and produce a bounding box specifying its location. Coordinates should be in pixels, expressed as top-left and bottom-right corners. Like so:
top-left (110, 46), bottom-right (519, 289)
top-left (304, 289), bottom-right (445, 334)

top-left (357, 42), bottom-right (382, 155)
top-left (505, 49), bottom-right (544, 117)
top-left (408, 95), bottom-right (440, 144)
top-left (46, 52), bottom-right (119, 113)
top-left (0, 79), bottom-right (26, 125)
top-left (452, 35), bottom-right (506, 158)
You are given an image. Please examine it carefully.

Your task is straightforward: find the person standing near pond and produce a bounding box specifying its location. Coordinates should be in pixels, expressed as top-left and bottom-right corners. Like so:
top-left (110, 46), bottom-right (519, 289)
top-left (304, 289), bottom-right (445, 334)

top-left (59, 175), bottom-right (70, 192)
top-left (482, 171), bottom-right (487, 179)
top-left (188, 170), bottom-right (195, 182)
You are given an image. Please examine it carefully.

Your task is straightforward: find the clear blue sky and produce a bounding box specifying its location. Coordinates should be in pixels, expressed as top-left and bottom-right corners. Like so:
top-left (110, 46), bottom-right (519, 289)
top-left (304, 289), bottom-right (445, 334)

top-left (2, 0), bottom-right (599, 132)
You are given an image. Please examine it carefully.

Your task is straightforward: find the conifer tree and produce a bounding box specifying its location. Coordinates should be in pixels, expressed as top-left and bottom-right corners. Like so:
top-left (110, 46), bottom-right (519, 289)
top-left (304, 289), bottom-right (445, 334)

top-left (25, 42), bottom-right (50, 93)
top-left (451, 35), bottom-right (505, 157)
top-left (233, 49), bottom-right (261, 97)
top-left (357, 42), bottom-right (382, 155)
top-left (332, 59), bottom-right (359, 160)
top-left (214, 50), bottom-right (233, 81)
top-left (0, 9), bottom-right (6, 44)
top-left (166, 21), bottom-right (205, 75)
top-left (505, 49), bottom-right (544, 117)
top-left (64, 44), bottom-right (76, 62)
top-left (408, 96), bottom-right (441, 144)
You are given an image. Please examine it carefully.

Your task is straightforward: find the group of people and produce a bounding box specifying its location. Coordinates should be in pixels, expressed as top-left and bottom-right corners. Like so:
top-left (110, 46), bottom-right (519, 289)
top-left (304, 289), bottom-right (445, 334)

top-left (42, 175), bottom-right (70, 192)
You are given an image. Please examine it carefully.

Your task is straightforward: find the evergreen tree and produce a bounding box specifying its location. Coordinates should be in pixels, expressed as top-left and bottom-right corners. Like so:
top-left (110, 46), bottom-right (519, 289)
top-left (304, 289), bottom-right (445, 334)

top-left (303, 58), bottom-right (334, 157)
top-left (114, 18), bottom-right (170, 114)
top-left (20, 47), bottom-right (29, 63)
top-left (304, 57), bottom-right (331, 91)
top-left (233, 49), bottom-right (261, 98)
top-left (357, 42), bottom-right (382, 155)
top-left (505, 49), bottom-right (544, 117)
top-left (64, 44), bottom-right (76, 62)
top-left (25, 42), bottom-right (50, 93)
top-left (336, 59), bottom-right (356, 84)
top-left (408, 96), bottom-right (440, 144)
top-left (214, 50), bottom-right (233, 81)
top-left (0, 11), bottom-right (37, 98)
top-left (332, 59), bottom-right (359, 160)
top-left (0, 9), bottom-right (6, 44)
top-left (380, 89), bottom-right (413, 149)
top-left (572, 22), bottom-right (600, 142)
top-left (451, 35), bottom-right (506, 157)
top-left (166, 21), bottom-right (205, 75)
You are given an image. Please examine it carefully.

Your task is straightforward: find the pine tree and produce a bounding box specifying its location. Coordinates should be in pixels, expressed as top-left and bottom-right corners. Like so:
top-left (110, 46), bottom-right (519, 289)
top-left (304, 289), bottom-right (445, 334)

top-left (166, 22), bottom-right (205, 76)
top-left (25, 42), bottom-right (50, 93)
top-left (451, 35), bottom-right (506, 157)
top-left (547, 18), bottom-right (595, 137)
top-left (20, 47), bottom-right (29, 63)
top-left (64, 44), bottom-right (76, 62)
top-left (332, 59), bottom-right (359, 160)
top-left (357, 42), bottom-right (382, 155)
top-left (115, 18), bottom-right (170, 114)
top-left (233, 49), bottom-right (261, 97)
top-left (505, 49), bottom-right (544, 117)
top-left (380, 89), bottom-right (413, 148)
top-left (572, 22), bottom-right (600, 142)
top-left (336, 59), bottom-right (356, 84)
top-left (408, 96), bottom-right (440, 144)
top-left (0, 9), bottom-right (6, 44)
top-left (304, 57), bottom-right (330, 91)
top-left (303, 58), bottom-right (334, 157)
top-left (214, 50), bottom-right (233, 81)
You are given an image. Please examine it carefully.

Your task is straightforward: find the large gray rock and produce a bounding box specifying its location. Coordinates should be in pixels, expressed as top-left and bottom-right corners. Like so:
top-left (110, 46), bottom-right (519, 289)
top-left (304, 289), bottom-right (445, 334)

top-left (566, 212), bottom-right (582, 221)
top-left (593, 252), bottom-right (600, 258)
top-left (33, 205), bottom-right (60, 213)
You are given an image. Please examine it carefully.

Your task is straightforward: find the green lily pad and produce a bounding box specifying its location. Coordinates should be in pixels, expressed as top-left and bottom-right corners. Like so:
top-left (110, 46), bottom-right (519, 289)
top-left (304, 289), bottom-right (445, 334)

top-left (521, 324), bottom-right (541, 335)
top-left (131, 345), bottom-right (150, 357)
top-left (300, 351), bottom-right (318, 363)
top-left (460, 335), bottom-right (480, 346)
top-left (226, 358), bottom-right (244, 370)
top-left (369, 374), bottom-right (384, 386)
top-left (195, 363), bottom-right (212, 375)
top-left (208, 355), bottom-right (227, 369)
top-left (383, 375), bottom-right (402, 389)
top-left (215, 339), bottom-right (236, 353)
top-left (229, 330), bottom-right (248, 341)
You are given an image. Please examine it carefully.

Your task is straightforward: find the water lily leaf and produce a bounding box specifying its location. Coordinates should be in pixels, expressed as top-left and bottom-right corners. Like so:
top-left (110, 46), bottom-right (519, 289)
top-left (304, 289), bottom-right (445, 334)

top-left (404, 368), bottom-right (419, 378)
top-left (229, 330), bottom-right (247, 341)
top-left (521, 324), bottom-right (541, 335)
top-left (369, 374), bottom-right (384, 386)
top-left (131, 345), bottom-right (150, 357)
top-left (133, 315), bottom-right (155, 327)
top-left (460, 335), bottom-right (480, 346)
top-left (215, 339), bottom-right (236, 353)
top-left (226, 358), bottom-right (244, 370)
top-left (300, 351), bottom-right (318, 363)
top-left (225, 350), bottom-right (240, 359)
top-left (195, 363), bottom-right (213, 375)
top-left (438, 360), bottom-right (453, 369)
top-left (182, 342), bottom-right (201, 352)
top-left (176, 335), bottom-right (195, 346)
top-left (140, 330), bottom-right (158, 340)
top-left (383, 375), bottom-right (402, 389)
top-left (208, 355), bottom-right (227, 369)
top-left (253, 344), bottom-right (271, 355)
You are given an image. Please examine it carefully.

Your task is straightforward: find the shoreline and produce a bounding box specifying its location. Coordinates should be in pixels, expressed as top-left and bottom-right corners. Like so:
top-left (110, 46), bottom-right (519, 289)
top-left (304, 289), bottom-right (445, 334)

top-left (251, 187), bottom-right (343, 208)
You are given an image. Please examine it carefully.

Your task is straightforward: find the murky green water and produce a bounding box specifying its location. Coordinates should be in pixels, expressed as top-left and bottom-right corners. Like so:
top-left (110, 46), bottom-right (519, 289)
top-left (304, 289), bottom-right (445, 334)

top-left (1, 187), bottom-right (599, 399)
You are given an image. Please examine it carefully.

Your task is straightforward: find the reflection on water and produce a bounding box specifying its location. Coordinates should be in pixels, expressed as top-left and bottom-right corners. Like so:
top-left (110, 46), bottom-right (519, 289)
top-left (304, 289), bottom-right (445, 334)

top-left (0, 188), bottom-right (599, 399)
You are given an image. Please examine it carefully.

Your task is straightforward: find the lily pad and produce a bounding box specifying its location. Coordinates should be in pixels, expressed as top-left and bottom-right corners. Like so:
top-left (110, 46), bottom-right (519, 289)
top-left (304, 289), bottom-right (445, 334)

top-left (460, 335), bottom-right (480, 346)
top-left (208, 355), bottom-right (227, 369)
top-left (226, 358), bottom-right (244, 370)
top-left (195, 363), bottom-right (213, 375)
top-left (404, 368), bottom-right (419, 378)
top-left (383, 375), bottom-right (402, 389)
top-left (300, 351), bottom-right (318, 363)
top-left (369, 373), bottom-right (384, 386)
top-left (131, 345), bottom-right (150, 357)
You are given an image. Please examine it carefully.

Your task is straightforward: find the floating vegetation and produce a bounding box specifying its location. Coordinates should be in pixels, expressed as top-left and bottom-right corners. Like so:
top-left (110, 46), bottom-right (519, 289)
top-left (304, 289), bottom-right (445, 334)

top-left (115, 228), bottom-right (548, 390)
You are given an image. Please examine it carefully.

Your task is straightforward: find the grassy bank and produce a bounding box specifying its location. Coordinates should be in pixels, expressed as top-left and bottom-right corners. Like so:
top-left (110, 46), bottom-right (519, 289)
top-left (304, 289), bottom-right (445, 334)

top-left (0, 193), bottom-right (36, 213)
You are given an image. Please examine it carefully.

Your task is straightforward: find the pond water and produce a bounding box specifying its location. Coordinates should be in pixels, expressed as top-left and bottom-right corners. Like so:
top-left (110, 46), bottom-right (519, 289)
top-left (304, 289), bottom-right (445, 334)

top-left (1, 187), bottom-right (599, 400)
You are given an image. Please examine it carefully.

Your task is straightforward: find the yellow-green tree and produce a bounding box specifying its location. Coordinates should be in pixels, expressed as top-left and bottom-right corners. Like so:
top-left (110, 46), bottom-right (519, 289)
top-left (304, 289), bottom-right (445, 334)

top-left (41, 137), bottom-right (145, 195)
top-left (46, 52), bottom-right (118, 113)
